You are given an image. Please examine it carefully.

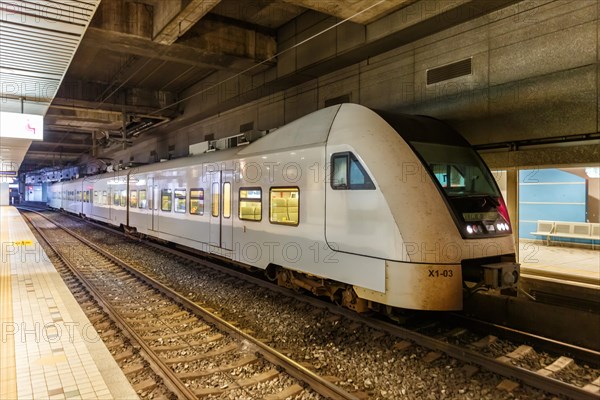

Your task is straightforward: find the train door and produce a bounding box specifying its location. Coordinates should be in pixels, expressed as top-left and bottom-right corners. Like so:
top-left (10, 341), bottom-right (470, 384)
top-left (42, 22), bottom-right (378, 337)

top-left (150, 181), bottom-right (159, 231)
top-left (147, 177), bottom-right (154, 231)
top-left (108, 187), bottom-right (112, 220)
top-left (209, 171), bottom-right (233, 251)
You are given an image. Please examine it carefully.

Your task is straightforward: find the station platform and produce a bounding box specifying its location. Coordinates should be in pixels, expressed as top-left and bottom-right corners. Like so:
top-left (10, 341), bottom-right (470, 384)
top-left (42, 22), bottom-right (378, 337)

top-left (0, 206), bottom-right (138, 400)
top-left (519, 240), bottom-right (600, 286)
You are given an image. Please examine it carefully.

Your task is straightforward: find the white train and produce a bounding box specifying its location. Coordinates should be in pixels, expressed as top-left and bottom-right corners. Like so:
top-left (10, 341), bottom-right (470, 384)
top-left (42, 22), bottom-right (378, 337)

top-left (48, 104), bottom-right (519, 312)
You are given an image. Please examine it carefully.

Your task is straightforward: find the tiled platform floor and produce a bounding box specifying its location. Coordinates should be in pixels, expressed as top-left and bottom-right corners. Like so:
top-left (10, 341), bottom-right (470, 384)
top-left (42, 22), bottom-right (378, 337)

top-left (519, 240), bottom-right (600, 285)
top-left (0, 206), bottom-right (138, 400)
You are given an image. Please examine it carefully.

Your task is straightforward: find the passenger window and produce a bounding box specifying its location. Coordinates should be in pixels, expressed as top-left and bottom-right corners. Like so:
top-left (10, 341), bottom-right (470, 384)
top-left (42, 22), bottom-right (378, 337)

top-left (102, 191), bottom-right (107, 205)
top-left (331, 152), bottom-right (375, 190)
top-left (239, 188), bottom-right (261, 221)
top-left (212, 183), bottom-right (219, 217)
top-left (270, 187), bottom-right (299, 226)
top-left (223, 183), bottom-right (231, 218)
top-left (139, 190), bottom-right (147, 208)
top-left (130, 190), bottom-right (138, 208)
top-left (113, 192), bottom-right (120, 206)
top-left (120, 190), bottom-right (127, 207)
top-left (161, 189), bottom-right (172, 212)
top-left (190, 189), bottom-right (204, 215)
top-left (174, 189), bottom-right (186, 213)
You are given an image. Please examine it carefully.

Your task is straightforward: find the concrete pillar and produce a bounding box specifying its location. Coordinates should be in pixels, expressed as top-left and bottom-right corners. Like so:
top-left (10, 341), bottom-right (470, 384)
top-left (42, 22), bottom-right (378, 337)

top-left (0, 182), bottom-right (8, 206)
top-left (506, 168), bottom-right (519, 259)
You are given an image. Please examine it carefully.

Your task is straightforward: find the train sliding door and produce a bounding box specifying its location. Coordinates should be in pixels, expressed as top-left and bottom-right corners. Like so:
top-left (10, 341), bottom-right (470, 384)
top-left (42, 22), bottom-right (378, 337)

top-left (147, 178), bottom-right (155, 231)
top-left (209, 170), bottom-right (233, 252)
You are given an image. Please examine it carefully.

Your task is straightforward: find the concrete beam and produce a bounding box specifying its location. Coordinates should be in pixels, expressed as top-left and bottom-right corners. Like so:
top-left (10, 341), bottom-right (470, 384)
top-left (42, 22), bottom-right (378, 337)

top-left (24, 151), bottom-right (82, 160)
top-left (30, 142), bottom-right (91, 150)
top-left (153, 0), bottom-right (221, 45)
top-left (283, 0), bottom-right (414, 24)
top-left (84, 21), bottom-right (275, 72)
top-left (481, 143), bottom-right (600, 169)
top-left (56, 81), bottom-right (178, 115)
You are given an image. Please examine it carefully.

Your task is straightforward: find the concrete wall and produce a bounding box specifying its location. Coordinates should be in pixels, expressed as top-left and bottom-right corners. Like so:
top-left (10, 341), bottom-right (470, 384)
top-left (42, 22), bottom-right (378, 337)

top-left (102, 0), bottom-right (599, 168)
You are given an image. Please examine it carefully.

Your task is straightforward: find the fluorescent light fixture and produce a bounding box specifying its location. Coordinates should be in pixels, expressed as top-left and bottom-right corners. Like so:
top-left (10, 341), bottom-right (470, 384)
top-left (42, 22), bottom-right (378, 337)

top-left (585, 167), bottom-right (600, 178)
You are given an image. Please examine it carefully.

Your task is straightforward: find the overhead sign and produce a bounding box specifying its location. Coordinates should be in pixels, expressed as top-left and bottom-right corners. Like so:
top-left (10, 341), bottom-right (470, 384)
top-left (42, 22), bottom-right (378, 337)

top-left (0, 112), bottom-right (43, 140)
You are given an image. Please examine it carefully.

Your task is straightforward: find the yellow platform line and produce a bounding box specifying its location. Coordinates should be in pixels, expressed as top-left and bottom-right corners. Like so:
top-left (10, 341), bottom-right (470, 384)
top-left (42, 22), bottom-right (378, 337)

top-left (1, 211), bottom-right (17, 399)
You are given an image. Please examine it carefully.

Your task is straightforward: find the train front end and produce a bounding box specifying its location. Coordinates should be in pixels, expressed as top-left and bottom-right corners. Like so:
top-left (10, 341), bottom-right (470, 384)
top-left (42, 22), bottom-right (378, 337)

top-left (381, 113), bottom-right (520, 297)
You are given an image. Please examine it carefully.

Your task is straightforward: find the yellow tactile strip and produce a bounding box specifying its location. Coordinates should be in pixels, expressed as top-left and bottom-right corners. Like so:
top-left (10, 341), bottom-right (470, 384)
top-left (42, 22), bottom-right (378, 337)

top-left (1, 206), bottom-right (17, 399)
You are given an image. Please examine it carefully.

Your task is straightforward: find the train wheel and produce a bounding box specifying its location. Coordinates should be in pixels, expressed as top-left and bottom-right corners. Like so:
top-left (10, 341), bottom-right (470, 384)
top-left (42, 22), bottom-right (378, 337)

top-left (341, 287), bottom-right (369, 313)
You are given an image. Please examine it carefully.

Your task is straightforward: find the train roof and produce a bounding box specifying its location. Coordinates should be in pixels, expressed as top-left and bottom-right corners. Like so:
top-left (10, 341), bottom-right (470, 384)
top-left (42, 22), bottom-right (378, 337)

top-left (58, 104), bottom-right (345, 184)
top-left (237, 104), bottom-right (341, 156)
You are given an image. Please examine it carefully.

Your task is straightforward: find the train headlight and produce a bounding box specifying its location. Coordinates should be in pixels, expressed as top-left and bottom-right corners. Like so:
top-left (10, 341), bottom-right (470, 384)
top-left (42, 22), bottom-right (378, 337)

top-left (466, 225), bottom-right (473, 234)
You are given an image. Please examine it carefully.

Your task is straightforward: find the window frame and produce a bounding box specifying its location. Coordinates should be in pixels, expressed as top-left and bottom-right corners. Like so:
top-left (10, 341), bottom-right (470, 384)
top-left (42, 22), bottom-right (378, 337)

top-left (189, 188), bottom-right (204, 215)
top-left (269, 186), bottom-right (300, 227)
top-left (211, 182), bottom-right (219, 217)
top-left (120, 189), bottom-right (127, 207)
top-left (239, 187), bottom-right (262, 222)
top-left (174, 188), bottom-right (186, 214)
top-left (223, 182), bottom-right (231, 219)
top-left (330, 152), bottom-right (376, 190)
top-left (129, 189), bottom-right (138, 208)
top-left (138, 189), bottom-right (147, 209)
top-left (161, 188), bottom-right (173, 212)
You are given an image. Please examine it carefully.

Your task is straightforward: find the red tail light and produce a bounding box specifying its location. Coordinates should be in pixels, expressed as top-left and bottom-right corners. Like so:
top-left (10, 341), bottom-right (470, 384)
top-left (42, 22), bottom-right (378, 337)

top-left (497, 197), bottom-right (511, 225)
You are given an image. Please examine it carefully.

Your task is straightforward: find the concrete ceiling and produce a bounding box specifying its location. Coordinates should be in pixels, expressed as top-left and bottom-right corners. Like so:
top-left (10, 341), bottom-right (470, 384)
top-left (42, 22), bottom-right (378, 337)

top-left (0, 0), bottom-right (101, 173)
top-left (15, 0), bottom-right (516, 173)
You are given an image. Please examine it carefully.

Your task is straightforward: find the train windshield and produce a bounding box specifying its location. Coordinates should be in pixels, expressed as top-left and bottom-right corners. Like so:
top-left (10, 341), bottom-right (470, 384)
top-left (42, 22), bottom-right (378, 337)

top-left (411, 142), bottom-right (501, 198)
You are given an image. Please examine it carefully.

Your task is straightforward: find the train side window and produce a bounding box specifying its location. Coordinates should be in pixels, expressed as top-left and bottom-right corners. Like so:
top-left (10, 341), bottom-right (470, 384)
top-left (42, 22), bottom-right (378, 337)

top-left (113, 191), bottom-right (120, 206)
top-left (120, 190), bottom-right (127, 207)
top-left (130, 190), bottom-right (138, 208)
top-left (190, 189), bottom-right (204, 215)
top-left (239, 188), bottom-right (261, 221)
top-left (102, 191), bottom-right (107, 205)
top-left (77, 191), bottom-right (81, 201)
top-left (161, 189), bottom-right (172, 212)
top-left (331, 152), bottom-right (375, 190)
top-left (174, 189), bottom-right (186, 213)
top-left (139, 189), bottom-right (147, 208)
top-left (211, 183), bottom-right (219, 217)
top-left (223, 183), bottom-right (231, 218)
top-left (269, 187), bottom-right (299, 226)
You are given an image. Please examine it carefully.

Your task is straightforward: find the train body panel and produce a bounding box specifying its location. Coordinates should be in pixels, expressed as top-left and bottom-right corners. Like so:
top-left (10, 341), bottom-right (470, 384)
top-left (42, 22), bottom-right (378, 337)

top-left (48, 104), bottom-right (519, 311)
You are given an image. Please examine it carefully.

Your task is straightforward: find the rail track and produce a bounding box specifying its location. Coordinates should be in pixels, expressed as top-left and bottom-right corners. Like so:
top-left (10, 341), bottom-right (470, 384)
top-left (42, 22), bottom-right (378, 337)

top-left (22, 207), bottom-right (600, 399)
top-left (20, 208), bottom-right (358, 400)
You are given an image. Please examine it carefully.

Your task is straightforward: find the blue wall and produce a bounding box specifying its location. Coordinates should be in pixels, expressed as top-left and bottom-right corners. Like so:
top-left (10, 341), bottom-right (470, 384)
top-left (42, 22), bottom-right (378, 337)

top-left (519, 169), bottom-right (586, 239)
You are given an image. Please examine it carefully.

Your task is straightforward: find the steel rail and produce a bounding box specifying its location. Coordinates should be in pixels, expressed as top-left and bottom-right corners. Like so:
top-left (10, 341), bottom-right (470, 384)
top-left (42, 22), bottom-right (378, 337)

top-left (26, 207), bottom-right (600, 400)
top-left (21, 208), bottom-right (359, 400)
top-left (21, 210), bottom-right (199, 400)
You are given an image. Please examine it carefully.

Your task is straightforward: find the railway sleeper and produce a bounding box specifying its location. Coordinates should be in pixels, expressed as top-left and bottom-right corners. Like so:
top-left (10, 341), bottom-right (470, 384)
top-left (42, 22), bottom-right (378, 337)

top-left (193, 368), bottom-right (279, 397)
top-left (177, 354), bottom-right (258, 379)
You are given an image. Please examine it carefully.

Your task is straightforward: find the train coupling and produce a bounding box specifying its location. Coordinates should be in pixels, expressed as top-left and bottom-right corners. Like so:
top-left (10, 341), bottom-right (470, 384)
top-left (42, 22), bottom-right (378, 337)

top-left (481, 262), bottom-right (520, 289)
